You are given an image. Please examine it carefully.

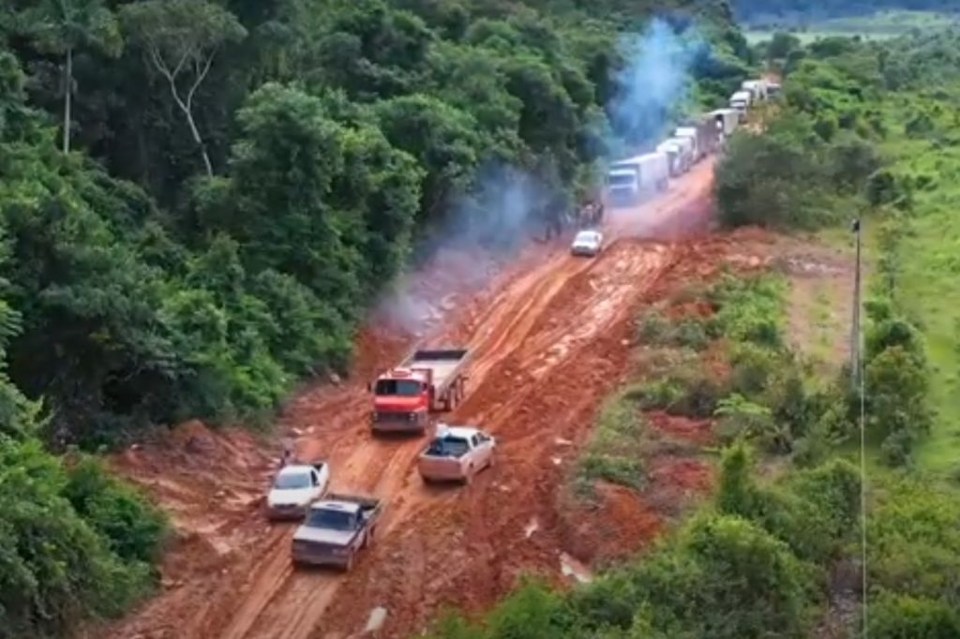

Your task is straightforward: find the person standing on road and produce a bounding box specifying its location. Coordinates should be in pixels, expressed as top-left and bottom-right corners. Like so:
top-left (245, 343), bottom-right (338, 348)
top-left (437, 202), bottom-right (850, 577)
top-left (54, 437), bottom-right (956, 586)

top-left (280, 436), bottom-right (295, 467)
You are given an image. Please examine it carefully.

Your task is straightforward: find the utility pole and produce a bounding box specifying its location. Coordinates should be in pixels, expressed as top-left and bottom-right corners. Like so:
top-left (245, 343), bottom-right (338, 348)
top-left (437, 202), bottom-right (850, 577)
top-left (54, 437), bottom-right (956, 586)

top-left (850, 218), bottom-right (862, 388)
top-left (850, 217), bottom-right (868, 638)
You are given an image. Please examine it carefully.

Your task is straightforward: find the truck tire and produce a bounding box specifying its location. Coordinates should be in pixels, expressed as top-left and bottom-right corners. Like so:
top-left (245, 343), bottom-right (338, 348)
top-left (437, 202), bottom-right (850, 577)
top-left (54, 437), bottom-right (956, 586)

top-left (463, 466), bottom-right (474, 485)
top-left (343, 553), bottom-right (355, 572)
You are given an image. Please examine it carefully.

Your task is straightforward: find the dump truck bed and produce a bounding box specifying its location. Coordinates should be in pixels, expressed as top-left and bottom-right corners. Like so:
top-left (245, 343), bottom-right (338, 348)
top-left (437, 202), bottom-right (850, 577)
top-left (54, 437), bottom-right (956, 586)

top-left (402, 348), bottom-right (470, 392)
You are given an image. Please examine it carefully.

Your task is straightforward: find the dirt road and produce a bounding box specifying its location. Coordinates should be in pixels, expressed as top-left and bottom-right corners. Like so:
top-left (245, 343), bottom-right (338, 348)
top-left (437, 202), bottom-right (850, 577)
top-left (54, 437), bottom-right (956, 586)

top-left (101, 159), bottom-right (725, 639)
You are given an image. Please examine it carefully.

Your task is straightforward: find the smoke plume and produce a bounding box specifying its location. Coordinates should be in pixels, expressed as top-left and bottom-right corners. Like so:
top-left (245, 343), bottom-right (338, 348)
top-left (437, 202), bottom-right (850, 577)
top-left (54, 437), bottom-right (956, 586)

top-left (373, 164), bottom-right (550, 337)
top-left (375, 18), bottom-right (710, 337)
top-left (607, 18), bottom-right (707, 160)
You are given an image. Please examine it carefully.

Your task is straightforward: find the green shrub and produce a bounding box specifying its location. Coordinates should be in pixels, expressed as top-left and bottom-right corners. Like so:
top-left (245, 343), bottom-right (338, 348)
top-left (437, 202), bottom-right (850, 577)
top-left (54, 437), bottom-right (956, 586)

top-left (636, 310), bottom-right (709, 351)
top-left (576, 394), bottom-right (647, 494)
top-left (706, 273), bottom-right (784, 347)
top-left (0, 438), bottom-right (156, 638)
top-left (63, 456), bottom-right (168, 565)
top-left (869, 593), bottom-right (960, 639)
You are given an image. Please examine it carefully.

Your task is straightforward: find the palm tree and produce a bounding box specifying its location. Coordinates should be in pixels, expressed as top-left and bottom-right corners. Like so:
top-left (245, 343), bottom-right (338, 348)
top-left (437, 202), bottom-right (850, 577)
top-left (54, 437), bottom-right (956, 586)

top-left (23, 0), bottom-right (122, 153)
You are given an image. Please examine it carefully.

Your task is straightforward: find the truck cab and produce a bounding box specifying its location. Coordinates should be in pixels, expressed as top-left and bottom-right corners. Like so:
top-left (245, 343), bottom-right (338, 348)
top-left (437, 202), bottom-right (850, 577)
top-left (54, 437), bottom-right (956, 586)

top-left (655, 140), bottom-right (683, 177)
top-left (742, 79), bottom-right (767, 102)
top-left (729, 90), bottom-right (752, 119)
top-left (372, 371), bottom-right (430, 430)
top-left (673, 126), bottom-right (701, 161)
top-left (606, 167), bottom-right (641, 204)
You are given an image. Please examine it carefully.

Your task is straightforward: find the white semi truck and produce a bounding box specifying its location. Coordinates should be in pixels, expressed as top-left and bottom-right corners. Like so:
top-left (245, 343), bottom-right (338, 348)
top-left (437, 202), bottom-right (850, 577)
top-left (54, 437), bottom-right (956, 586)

top-left (606, 152), bottom-right (669, 206)
top-left (656, 137), bottom-right (694, 176)
top-left (729, 90), bottom-right (752, 120)
top-left (742, 79), bottom-right (768, 103)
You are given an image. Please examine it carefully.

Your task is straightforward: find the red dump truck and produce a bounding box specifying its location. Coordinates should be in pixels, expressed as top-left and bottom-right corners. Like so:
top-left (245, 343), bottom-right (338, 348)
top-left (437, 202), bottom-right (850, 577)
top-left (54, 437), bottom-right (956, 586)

top-left (370, 347), bottom-right (471, 434)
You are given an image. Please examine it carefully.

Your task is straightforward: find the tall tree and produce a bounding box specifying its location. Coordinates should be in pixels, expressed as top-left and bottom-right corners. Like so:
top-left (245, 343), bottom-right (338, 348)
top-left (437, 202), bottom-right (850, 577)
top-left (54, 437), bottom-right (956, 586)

top-left (21, 0), bottom-right (122, 153)
top-left (120, 0), bottom-right (246, 177)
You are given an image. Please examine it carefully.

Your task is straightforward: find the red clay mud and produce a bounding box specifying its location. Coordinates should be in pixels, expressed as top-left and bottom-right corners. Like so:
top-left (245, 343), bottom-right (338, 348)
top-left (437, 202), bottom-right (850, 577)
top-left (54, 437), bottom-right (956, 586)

top-left (646, 411), bottom-right (714, 445)
top-left (97, 160), bottom-right (753, 639)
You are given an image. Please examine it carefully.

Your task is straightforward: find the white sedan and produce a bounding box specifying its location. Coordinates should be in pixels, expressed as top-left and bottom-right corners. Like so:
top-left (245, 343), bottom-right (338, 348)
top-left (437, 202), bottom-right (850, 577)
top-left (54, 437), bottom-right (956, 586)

top-left (570, 229), bottom-right (604, 257)
top-left (265, 461), bottom-right (330, 520)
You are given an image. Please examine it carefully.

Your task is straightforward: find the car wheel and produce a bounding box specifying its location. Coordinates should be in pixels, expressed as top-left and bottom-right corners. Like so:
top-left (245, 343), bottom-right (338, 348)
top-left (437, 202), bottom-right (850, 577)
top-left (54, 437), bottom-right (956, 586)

top-left (463, 467), bottom-right (474, 485)
top-left (344, 553), bottom-right (355, 572)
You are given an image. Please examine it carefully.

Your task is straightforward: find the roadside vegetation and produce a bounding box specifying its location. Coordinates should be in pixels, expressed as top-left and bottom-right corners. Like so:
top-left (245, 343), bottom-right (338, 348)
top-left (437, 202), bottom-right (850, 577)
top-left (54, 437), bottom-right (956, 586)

top-left (420, 23), bottom-right (960, 639)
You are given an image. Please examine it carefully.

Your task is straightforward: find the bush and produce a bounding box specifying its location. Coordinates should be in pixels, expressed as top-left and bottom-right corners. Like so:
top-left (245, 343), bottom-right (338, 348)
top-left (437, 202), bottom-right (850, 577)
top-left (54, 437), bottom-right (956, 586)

top-left (63, 456), bottom-right (167, 565)
top-left (0, 438), bottom-right (156, 638)
top-left (705, 273), bottom-right (784, 348)
top-left (636, 310), bottom-right (709, 351)
top-left (576, 394), bottom-right (646, 494)
top-left (869, 593), bottom-right (960, 639)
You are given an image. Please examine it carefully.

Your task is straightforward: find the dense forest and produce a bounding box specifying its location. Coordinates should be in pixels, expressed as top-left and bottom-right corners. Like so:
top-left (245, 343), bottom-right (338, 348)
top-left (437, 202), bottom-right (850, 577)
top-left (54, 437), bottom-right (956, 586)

top-left (423, 25), bottom-right (960, 639)
top-left (0, 0), bottom-right (752, 636)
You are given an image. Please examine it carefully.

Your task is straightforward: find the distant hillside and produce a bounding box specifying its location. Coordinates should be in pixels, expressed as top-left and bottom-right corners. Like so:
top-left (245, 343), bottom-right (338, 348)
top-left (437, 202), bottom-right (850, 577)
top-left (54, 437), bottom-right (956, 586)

top-left (734, 0), bottom-right (958, 23)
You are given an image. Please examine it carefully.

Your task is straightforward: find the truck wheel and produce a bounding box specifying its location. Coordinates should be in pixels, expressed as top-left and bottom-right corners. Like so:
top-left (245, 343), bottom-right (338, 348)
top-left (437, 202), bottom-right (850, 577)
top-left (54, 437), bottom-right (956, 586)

top-left (344, 553), bottom-right (355, 572)
top-left (463, 467), bottom-right (474, 486)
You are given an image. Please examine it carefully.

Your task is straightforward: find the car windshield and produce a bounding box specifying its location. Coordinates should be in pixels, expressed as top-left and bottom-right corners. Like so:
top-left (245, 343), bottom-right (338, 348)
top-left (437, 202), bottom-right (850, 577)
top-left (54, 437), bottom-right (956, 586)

top-left (575, 232), bottom-right (599, 244)
top-left (607, 173), bottom-right (635, 187)
top-left (374, 379), bottom-right (421, 396)
top-left (274, 472), bottom-right (311, 490)
top-left (426, 436), bottom-right (471, 457)
top-left (306, 508), bottom-right (357, 531)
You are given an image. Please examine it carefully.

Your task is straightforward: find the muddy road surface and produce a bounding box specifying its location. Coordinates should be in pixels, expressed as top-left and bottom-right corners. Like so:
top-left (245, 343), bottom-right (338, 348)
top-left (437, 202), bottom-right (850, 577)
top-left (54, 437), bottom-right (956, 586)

top-left (100, 160), bottom-right (725, 639)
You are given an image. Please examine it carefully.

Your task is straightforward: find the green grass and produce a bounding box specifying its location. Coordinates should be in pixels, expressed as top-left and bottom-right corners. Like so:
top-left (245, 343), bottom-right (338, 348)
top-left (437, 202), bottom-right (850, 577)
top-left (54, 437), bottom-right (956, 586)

top-left (574, 393), bottom-right (647, 497)
top-left (872, 104), bottom-right (960, 476)
top-left (744, 10), bottom-right (960, 45)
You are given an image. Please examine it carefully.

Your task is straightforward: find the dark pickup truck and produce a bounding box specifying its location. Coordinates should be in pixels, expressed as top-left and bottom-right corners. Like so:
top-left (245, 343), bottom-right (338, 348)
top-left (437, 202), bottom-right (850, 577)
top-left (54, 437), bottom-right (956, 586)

top-left (290, 493), bottom-right (382, 571)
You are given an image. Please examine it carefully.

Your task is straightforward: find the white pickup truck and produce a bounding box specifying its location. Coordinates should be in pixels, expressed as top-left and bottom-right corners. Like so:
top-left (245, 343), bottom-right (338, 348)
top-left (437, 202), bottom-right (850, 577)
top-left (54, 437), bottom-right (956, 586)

top-left (265, 461), bottom-right (330, 520)
top-left (418, 425), bottom-right (496, 484)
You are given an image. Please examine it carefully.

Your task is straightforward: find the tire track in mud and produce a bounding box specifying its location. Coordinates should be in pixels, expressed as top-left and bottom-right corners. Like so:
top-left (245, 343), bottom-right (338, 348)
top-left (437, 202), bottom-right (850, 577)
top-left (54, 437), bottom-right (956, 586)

top-left (102, 162), bottom-right (716, 639)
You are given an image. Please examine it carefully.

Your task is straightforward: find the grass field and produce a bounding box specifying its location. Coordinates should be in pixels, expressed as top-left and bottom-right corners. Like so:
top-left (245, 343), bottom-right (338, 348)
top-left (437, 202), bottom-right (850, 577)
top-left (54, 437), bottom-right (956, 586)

top-left (886, 135), bottom-right (960, 477)
top-left (744, 10), bottom-right (960, 44)
top-left (811, 96), bottom-right (960, 478)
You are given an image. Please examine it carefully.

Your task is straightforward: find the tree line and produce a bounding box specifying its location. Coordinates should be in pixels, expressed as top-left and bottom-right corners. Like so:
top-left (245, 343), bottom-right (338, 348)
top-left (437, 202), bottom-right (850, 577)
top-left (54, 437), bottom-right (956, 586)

top-left (732, 0), bottom-right (960, 22)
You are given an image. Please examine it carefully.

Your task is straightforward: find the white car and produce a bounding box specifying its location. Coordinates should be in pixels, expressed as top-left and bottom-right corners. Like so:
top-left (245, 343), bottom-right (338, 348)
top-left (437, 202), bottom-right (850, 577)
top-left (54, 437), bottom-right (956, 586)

top-left (266, 461), bottom-right (330, 520)
top-left (570, 229), bottom-right (603, 257)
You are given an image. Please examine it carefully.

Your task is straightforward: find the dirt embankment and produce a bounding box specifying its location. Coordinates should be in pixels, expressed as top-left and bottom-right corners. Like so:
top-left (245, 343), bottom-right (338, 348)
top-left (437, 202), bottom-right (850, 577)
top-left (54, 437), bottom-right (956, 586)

top-left (98, 159), bottom-right (748, 639)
